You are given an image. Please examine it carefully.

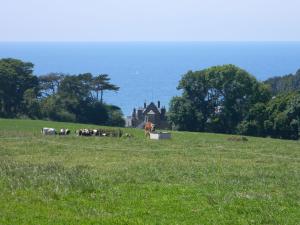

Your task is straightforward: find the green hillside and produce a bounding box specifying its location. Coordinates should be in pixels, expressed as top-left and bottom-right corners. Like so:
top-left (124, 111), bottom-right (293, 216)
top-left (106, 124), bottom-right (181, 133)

top-left (0, 119), bottom-right (299, 225)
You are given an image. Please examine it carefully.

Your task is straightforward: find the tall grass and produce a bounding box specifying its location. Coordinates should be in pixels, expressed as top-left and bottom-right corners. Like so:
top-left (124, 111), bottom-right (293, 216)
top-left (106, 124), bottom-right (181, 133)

top-left (0, 118), bottom-right (299, 224)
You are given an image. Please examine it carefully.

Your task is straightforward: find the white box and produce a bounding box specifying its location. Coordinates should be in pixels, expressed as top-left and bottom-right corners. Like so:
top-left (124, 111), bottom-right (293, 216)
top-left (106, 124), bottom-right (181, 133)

top-left (150, 132), bottom-right (171, 140)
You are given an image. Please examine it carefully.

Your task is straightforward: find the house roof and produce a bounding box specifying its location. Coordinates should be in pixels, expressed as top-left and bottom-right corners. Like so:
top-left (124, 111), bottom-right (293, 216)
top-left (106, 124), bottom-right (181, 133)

top-left (143, 102), bottom-right (161, 115)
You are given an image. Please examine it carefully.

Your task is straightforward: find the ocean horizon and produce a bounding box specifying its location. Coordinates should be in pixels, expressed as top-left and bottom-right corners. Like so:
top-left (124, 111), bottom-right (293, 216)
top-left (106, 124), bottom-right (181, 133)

top-left (1, 41), bottom-right (300, 115)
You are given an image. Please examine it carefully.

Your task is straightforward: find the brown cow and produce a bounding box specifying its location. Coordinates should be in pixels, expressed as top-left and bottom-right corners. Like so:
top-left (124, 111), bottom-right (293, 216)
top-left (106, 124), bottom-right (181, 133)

top-left (144, 122), bottom-right (155, 137)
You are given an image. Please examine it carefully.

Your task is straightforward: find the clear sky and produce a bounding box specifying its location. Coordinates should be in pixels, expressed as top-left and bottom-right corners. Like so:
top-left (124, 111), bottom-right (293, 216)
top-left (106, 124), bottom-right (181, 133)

top-left (1, 0), bottom-right (300, 42)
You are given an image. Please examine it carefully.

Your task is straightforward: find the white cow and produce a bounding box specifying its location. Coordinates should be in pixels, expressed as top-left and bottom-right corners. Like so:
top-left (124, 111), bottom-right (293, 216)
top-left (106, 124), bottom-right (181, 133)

top-left (41, 127), bottom-right (57, 135)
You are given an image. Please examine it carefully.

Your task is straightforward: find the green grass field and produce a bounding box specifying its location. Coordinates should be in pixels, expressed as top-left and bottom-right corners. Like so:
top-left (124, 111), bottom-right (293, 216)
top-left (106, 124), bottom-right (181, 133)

top-left (0, 118), bottom-right (299, 225)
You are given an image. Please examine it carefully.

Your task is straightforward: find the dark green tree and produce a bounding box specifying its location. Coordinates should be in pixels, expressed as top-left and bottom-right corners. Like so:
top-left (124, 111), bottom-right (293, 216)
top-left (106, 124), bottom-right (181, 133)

top-left (0, 58), bottom-right (124, 126)
top-left (0, 58), bottom-right (38, 116)
top-left (40, 95), bottom-right (76, 122)
top-left (237, 103), bottom-right (268, 137)
top-left (266, 92), bottom-right (300, 139)
top-left (56, 73), bottom-right (93, 120)
top-left (22, 88), bottom-right (41, 118)
top-left (264, 69), bottom-right (300, 95)
top-left (168, 97), bottom-right (201, 131)
top-left (239, 91), bottom-right (300, 139)
top-left (169, 65), bottom-right (270, 133)
top-left (105, 105), bottom-right (125, 127)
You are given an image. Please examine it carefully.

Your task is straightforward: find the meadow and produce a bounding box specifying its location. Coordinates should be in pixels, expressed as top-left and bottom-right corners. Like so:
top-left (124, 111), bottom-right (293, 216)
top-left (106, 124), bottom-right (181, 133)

top-left (0, 118), bottom-right (299, 225)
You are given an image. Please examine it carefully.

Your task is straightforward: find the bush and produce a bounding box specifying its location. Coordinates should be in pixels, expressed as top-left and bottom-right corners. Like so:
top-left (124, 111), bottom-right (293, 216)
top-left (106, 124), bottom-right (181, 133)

top-left (237, 120), bottom-right (261, 137)
top-left (55, 110), bottom-right (76, 122)
top-left (105, 105), bottom-right (125, 127)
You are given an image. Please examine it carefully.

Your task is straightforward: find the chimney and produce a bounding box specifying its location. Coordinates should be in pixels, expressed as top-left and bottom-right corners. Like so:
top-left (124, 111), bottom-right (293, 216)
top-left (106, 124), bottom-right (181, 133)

top-left (144, 102), bottom-right (147, 108)
top-left (132, 108), bottom-right (136, 117)
top-left (157, 101), bottom-right (160, 108)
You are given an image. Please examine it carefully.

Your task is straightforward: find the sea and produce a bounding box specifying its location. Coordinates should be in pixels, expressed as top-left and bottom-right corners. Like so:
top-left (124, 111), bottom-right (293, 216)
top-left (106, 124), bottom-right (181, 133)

top-left (1, 42), bottom-right (300, 115)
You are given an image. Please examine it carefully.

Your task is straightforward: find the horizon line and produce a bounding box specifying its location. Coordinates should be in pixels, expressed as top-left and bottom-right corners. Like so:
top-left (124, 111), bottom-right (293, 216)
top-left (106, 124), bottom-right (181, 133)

top-left (1, 40), bottom-right (300, 43)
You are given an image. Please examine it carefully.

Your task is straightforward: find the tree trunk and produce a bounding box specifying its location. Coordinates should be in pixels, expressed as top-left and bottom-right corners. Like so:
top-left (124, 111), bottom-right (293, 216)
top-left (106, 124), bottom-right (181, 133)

top-left (0, 99), bottom-right (4, 114)
top-left (100, 90), bottom-right (103, 104)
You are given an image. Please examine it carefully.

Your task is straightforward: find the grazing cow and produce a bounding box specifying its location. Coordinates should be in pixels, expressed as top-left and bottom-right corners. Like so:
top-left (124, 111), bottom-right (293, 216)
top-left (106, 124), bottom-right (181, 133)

top-left (92, 129), bottom-right (100, 136)
top-left (41, 127), bottom-right (57, 135)
top-left (59, 128), bottom-right (71, 135)
top-left (76, 129), bottom-right (92, 136)
top-left (144, 122), bottom-right (155, 137)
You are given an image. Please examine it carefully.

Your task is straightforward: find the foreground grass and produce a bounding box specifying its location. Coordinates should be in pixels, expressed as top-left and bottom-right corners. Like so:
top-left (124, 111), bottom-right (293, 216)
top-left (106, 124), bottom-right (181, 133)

top-left (0, 118), bottom-right (299, 225)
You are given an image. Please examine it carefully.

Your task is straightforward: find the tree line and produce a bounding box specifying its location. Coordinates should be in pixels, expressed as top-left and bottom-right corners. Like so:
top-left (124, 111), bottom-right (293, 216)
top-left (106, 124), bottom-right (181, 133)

top-left (168, 65), bottom-right (300, 140)
top-left (264, 69), bottom-right (300, 95)
top-left (0, 58), bottom-right (125, 126)
top-left (1, 58), bottom-right (299, 140)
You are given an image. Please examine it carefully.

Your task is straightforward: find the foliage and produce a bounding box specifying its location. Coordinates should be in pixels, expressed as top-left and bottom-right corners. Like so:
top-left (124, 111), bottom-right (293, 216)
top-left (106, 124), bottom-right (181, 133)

top-left (169, 65), bottom-right (270, 134)
top-left (0, 58), bottom-right (38, 117)
top-left (236, 103), bottom-right (268, 137)
top-left (22, 88), bottom-right (41, 118)
top-left (92, 74), bottom-right (120, 103)
top-left (266, 92), bottom-right (300, 139)
top-left (168, 97), bottom-right (200, 131)
top-left (264, 69), bottom-right (300, 95)
top-left (0, 58), bottom-right (124, 127)
top-left (239, 92), bottom-right (300, 139)
top-left (169, 65), bottom-right (300, 140)
top-left (105, 105), bottom-right (125, 127)
top-left (39, 72), bottom-right (64, 96)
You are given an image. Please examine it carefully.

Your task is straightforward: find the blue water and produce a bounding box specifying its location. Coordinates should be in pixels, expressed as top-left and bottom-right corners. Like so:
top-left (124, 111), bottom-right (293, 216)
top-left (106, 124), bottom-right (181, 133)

top-left (1, 42), bottom-right (300, 115)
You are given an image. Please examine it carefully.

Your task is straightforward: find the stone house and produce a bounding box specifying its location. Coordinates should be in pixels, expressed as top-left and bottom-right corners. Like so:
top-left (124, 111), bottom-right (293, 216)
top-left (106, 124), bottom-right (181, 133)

top-left (126, 101), bottom-right (169, 129)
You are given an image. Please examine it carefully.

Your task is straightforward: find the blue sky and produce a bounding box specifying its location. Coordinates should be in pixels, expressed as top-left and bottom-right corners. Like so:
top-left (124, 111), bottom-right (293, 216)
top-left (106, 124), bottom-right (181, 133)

top-left (1, 0), bottom-right (300, 41)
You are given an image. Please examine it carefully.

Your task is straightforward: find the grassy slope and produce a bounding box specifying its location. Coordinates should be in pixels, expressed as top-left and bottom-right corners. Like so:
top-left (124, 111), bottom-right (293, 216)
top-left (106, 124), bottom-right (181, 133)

top-left (0, 118), bottom-right (299, 225)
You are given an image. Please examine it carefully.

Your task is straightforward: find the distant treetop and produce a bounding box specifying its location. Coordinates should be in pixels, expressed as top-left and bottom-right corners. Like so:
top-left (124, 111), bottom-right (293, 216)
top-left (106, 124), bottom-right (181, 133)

top-left (264, 69), bottom-right (300, 95)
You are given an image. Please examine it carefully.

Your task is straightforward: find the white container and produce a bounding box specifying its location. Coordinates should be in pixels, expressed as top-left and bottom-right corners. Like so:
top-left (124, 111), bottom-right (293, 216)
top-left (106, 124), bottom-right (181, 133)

top-left (150, 132), bottom-right (171, 140)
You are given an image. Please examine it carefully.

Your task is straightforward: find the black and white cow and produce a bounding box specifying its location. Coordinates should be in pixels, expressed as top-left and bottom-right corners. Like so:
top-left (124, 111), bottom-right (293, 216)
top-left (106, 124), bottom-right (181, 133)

top-left (76, 129), bottom-right (93, 136)
top-left (59, 128), bottom-right (71, 135)
top-left (92, 129), bottom-right (100, 136)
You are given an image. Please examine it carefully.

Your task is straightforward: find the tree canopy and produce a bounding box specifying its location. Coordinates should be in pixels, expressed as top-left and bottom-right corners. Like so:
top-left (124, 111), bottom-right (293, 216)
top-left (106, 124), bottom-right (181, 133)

top-left (0, 58), bottom-right (124, 127)
top-left (0, 58), bottom-right (38, 117)
top-left (238, 92), bottom-right (300, 140)
top-left (169, 65), bottom-right (270, 133)
top-left (264, 69), bottom-right (300, 95)
top-left (92, 74), bottom-right (120, 103)
top-left (169, 65), bottom-right (299, 140)
top-left (2, 58), bottom-right (299, 139)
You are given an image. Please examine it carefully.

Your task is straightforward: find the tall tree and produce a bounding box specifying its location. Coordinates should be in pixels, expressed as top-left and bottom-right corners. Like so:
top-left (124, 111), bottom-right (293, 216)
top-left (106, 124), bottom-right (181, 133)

top-left (39, 73), bottom-right (65, 96)
top-left (0, 58), bottom-right (38, 116)
top-left (169, 65), bottom-right (271, 133)
top-left (57, 73), bottom-right (93, 117)
top-left (266, 92), bottom-right (300, 139)
top-left (264, 69), bottom-right (300, 95)
top-left (92, 74), bottom-right (119, 103)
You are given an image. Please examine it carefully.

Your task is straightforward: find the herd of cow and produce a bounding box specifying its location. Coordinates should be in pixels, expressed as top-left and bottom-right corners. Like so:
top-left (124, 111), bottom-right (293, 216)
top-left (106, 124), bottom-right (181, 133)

top-left (41, 127), bottom-right (123, 137)
top-left (41, 122), bottom-right (156, 138)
